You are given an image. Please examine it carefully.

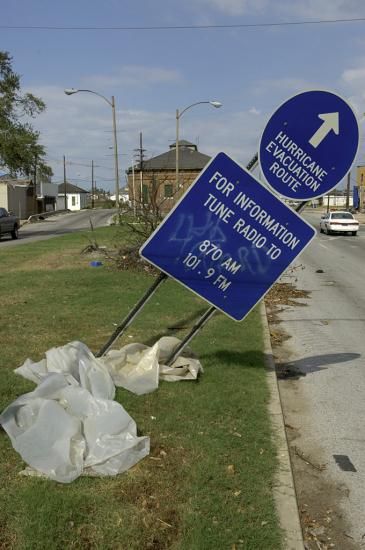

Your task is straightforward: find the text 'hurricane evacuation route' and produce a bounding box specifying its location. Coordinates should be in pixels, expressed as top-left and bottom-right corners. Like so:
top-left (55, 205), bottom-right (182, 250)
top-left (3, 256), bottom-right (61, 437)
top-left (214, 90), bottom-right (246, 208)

top-left (259, 90), bottom-right (359, 200)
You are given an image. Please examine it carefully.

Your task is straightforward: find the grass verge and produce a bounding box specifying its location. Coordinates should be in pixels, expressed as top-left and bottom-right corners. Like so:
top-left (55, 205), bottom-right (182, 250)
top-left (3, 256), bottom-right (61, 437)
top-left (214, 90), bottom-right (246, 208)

top-left (0, 227), bottom-right (282, 550)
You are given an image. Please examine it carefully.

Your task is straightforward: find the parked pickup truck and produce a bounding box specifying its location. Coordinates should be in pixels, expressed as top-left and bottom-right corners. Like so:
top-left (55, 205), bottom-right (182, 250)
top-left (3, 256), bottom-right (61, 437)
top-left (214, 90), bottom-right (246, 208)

top-left (0, 207), bottom-right (20, 239)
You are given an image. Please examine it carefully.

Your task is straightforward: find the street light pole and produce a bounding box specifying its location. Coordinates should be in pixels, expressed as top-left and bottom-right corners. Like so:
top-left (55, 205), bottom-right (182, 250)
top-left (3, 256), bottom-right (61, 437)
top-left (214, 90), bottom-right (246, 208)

top-left (175, 108), bottom-right (180, 191)
top-left (63, 155), bottom-right (67, 210)
top-left (175, 100), bottom-right (222, 191)
top-left (91, 159), bottom-right (95, 209)
top-left (111, 95), bottom-right (120, 207)
top-left (64, 88), bottom-right (120, 208)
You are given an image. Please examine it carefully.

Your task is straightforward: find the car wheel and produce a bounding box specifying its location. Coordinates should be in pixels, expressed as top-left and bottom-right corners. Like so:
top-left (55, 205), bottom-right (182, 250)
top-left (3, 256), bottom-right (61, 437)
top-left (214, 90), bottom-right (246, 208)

top-left (325, 227), bottom-right (330, 235)
top-left (320, 227), bottom-right (324, 233)
top-left (11, 226), bottom-right (19, 240)
top-left (352, 231), bottom-right (357, 236)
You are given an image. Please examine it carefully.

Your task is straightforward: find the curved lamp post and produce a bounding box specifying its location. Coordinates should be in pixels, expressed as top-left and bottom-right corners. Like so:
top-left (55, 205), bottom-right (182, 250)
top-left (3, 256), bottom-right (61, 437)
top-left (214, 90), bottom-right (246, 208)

top-left (176, 100), bottom-right (222, 189)
top-left (64, 88), bottom-right (120, 207)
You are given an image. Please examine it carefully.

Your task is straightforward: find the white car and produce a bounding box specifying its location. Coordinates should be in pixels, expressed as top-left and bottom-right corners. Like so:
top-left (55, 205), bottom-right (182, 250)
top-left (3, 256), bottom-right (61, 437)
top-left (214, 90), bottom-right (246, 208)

top-left (320, 211), bottom-right (359, 236)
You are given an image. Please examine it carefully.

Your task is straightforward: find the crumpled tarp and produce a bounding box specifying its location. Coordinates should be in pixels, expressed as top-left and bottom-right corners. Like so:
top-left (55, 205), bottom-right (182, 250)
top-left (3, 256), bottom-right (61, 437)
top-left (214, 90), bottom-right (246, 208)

top-left (102, 336), bottom-right (203, 395)
top-left (0, 337), bottom-right (202, 483)
top-left (0, 372), bottom-right (149, 483)
top-left (15, 340), bottom-right (116, 400)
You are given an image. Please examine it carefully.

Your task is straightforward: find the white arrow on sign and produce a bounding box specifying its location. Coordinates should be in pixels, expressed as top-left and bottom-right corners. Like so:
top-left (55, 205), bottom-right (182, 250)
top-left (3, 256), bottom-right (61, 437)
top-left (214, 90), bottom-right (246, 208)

top-left (309, 112), bottom-right (339, 148)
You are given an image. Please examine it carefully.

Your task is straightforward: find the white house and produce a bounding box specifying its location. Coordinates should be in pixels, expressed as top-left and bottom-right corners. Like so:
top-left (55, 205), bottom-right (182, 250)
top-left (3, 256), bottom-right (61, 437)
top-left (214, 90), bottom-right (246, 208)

top-left (57, 182), bottom-right (89, 211)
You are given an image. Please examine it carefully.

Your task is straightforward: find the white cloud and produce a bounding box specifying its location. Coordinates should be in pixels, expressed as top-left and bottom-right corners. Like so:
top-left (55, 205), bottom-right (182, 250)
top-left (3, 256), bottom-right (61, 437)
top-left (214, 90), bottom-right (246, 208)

top-left (276, 0), bottom-right (365, 19)
top-left (179, 108), bottom-right (264, 164)
top-left (24, 83), bottom-right (266, 191)
top-left (192, 0), bottom-right (267, 16)
top-left (251, 77), bottom-right (321, 106)
top-left (81, 65), bottom-right (183, 90)
top-left (340, 62), bottom-right (365, 118)
top-left (25, 84), bottom-right (176, 189)
top-left (189, 0), bottom-right (365, 19)
top-left (248, 106), bottom-right (261, 115)
top-left (342, 66), bottom-right (365, 85)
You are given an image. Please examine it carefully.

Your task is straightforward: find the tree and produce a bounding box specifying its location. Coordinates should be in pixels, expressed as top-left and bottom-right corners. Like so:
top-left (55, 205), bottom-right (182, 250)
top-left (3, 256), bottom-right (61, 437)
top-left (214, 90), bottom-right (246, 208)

top-left (0, 51), bottom-right (52, 177)
top-left (106, 170), bottom-right (179, 271)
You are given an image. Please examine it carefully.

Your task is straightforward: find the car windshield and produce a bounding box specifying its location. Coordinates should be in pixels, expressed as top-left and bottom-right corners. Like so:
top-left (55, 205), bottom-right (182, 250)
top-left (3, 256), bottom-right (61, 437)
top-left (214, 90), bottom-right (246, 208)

top-left (331, 213), bottom-right (353, 220)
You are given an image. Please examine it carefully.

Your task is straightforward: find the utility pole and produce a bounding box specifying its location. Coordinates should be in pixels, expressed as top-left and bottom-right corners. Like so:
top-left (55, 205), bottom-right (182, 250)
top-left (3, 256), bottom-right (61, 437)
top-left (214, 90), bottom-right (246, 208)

top-left (132, 161), bottom-right (136, 216)
top-left (63, 155), bottom-right (67, 210)
top-left (91, 160), bottom-right (95, 208)
top-left (111, 95), bottom-right (120, 208)
top-left (134, 132), bottom-right (146, 206)
top-left (346, 171), bottom-right (351, 210)
top-left (139, 132), bottom-right (144, 204)
top-left (33, 157), bottom-right (38, 214)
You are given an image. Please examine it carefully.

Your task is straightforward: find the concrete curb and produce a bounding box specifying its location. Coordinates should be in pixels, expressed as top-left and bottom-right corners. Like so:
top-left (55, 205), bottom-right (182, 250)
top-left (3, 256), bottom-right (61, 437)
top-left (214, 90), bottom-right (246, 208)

top-left (260, 302), bottom-right (305, 550)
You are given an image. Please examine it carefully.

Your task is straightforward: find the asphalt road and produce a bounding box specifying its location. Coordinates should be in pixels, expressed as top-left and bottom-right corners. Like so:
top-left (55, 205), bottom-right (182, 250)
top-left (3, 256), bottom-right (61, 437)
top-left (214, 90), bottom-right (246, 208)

top-left (0, 208), bottom-right (116, 247)
top-left (276, 210), bottom-right (365, 546)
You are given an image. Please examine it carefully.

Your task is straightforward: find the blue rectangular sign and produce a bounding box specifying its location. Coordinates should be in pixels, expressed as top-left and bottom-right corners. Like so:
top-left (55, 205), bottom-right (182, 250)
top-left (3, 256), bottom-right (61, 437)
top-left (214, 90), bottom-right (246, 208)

top-left (140, 152), bottom-right (316, 321)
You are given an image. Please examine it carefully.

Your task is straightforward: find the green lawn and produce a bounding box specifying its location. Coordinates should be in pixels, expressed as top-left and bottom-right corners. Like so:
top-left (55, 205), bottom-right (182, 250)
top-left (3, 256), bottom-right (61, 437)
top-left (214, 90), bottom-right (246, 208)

top-left (0, 227), bottom-right (283, 549)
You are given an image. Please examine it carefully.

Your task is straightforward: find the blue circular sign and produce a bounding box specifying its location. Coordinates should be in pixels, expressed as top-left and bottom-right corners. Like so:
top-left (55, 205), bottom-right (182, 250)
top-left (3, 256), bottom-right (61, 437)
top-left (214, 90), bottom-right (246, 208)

top-left (259, 90), bottom-right (359, 200)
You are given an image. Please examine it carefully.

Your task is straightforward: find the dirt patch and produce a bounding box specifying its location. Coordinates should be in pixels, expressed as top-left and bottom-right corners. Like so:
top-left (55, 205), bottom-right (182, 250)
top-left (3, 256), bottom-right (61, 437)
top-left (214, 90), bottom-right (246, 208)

top-left (265, 282), bottom-right (310, 343)
top-left (1, 291), bottom-right (29, 307)
top-left (106, 440), bottom-right (185, 549)
top-left (5, 250), bottom-right (89, 273)
top-left (95, 247), bottom-right (158, 274)
top-left (0, 501), bottom-right (18, 550)
top-left (266, 282), bottom-right (358, 550)
top-left (266, 282), bottom-right (310, 317)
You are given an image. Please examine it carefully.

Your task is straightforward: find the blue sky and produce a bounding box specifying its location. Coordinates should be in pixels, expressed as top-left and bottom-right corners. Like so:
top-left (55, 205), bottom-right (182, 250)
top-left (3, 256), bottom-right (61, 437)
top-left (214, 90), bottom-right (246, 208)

top-left (2, 0), bottom-right (365, 193)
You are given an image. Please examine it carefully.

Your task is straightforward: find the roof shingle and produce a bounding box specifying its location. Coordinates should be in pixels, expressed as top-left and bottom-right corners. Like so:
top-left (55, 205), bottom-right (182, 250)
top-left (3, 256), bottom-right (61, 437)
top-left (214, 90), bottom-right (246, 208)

top-left (127, 141), bottom-right (211, 172)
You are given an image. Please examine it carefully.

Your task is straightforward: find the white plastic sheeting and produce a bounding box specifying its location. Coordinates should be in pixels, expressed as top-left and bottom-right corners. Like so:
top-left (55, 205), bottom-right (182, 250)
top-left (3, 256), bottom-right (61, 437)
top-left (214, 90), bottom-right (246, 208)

top-left (15, 341), bottom-right (115, 400)
top-left (0, 373), bottom-right (149, 483)
top-left (103, 336), bottom-right (203, 395)
top-left (0, 337), bottom-right (202, 483)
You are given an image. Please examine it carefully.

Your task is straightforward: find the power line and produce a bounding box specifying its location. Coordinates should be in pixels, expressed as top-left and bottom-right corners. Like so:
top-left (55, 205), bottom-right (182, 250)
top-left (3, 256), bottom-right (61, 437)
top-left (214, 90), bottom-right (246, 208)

top-left (45, 157), bottom-right (115, 170)
top-left (1, 17), bottom-right (365, 31)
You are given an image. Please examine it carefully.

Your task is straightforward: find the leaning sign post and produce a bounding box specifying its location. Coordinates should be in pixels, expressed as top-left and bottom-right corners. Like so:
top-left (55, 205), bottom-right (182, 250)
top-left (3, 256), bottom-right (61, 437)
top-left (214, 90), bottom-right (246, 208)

top-left (140, 152), bottom-right (316, 364)
top-left (99, 89), bottom-right (360, 362)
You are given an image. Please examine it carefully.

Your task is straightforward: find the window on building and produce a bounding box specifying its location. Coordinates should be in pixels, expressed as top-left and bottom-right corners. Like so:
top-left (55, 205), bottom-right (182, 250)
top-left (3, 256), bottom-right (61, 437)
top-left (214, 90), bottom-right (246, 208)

top-left (72, 196), bottom-right (76, 206)
top-left (164, 184), bottom-right (173, 198)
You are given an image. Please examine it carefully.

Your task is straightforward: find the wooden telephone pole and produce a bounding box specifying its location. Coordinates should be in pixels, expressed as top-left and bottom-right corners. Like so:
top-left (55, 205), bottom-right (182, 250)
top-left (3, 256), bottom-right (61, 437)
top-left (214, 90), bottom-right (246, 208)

top-left (63, 155), bottom-right (67, 210)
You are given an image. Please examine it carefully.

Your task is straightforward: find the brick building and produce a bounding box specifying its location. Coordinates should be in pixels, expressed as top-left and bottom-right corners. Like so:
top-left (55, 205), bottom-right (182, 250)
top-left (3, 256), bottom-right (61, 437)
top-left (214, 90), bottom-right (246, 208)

top-left (126, 140), bottom-right (211, 213)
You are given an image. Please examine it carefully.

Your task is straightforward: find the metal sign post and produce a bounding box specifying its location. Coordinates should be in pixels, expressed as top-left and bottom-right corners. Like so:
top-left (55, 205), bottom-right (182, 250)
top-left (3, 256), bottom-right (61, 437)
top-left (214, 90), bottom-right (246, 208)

top-left (98, 90), bottom-right (360, 368)
top-left (140, 152), bottom-right (317, 361)
top-left (98, 155), bottom-right (259, 357)
top-left (165, 306), bottom-right (216, 366)
top-left (163, 198), bottom-right (310, 366)
top-left (96, 272), bottom-right (168, 357)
